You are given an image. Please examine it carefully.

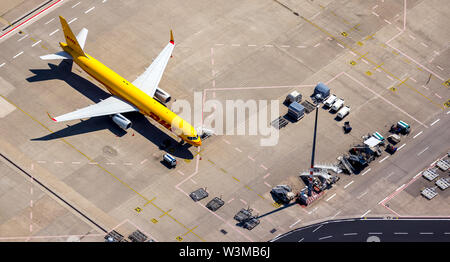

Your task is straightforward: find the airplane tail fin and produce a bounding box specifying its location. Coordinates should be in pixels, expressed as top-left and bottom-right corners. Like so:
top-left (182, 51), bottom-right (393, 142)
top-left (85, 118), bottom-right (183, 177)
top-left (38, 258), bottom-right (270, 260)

top-left (59, 16), bottom-right (85, 56)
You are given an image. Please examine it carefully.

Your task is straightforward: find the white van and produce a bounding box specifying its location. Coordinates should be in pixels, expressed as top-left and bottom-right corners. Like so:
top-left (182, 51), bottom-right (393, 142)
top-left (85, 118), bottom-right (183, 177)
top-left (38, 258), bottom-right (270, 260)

top-left (337, 106), bottom-right (350, 119)
top-left (331, 98), bottom-right (344, 112)
top-left (163, 153), bottom-right (177, 168)
top-left (324, 94), bottom-right (337, 108)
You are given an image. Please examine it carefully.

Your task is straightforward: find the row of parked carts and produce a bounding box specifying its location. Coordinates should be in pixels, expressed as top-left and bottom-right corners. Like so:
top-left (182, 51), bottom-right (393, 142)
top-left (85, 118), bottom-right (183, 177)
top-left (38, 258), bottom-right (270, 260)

top-left (421, 155), bottom-right (450, 200)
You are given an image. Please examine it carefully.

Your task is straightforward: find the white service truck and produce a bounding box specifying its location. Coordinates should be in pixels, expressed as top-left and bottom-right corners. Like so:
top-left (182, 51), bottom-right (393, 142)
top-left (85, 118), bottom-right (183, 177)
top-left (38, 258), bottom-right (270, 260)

top-left (324, 94), bottom-right (337, 108)
top-left (331, 98), bottom-right (344, 112)
top-left (337, 106), bottom-right (350, 119)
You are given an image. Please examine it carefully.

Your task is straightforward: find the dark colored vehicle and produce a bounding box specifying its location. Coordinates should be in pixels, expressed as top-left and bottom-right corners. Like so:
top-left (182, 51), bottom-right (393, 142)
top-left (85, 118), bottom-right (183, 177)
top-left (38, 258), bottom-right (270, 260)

top-left (234, 208), bottom-right (253, 222)
top-left (386, 144), bottom-right (397, 154)
top-left (206, 197), bottom-right (225, 212)
top-left (343, 121), bottom-right (352, 133)
top-left (189, 188), bottom-right (209, 202)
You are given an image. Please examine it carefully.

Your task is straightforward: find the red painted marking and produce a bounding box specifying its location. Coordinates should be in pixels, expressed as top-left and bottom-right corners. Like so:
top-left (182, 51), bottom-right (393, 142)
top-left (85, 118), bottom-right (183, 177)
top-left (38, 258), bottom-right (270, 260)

top-left (0, 0), bottom-right (64, 40)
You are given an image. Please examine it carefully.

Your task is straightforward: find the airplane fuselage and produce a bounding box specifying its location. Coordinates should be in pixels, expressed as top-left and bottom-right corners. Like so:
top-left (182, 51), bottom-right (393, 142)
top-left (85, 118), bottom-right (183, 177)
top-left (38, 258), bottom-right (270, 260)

top-left (60, 42), bottom-right (201, 147)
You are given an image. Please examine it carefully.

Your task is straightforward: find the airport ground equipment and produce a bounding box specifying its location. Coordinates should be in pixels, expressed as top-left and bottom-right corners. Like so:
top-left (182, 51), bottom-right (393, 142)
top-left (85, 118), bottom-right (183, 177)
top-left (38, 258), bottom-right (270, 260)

top-left (234, 208), bottom-right (260, 230)
top-left (337, 106), bottom-right (350, 119)
top-left (271, 185), bottom-right (296, 204)
top-left (421, 187), bottom-right (438, 200)
top-left (285, 91), bottom-right (302, 105)
top-left (372, 132), bottom-right (384, 141)
top-left (189, 188), bottom-right (209, 202)
top-left (288, 102), bottom-right (305, 121)
top-left (301, 100), bottom-right (316, 114)
top-left (388, 134), bottom-right (401, 144)
top-left (163, 153), bottom-right (177, 168)
top-left (271, 116), bottom-right (288, 129)
top-left (128, 230), bottom-right (149, 242)
top-left (206, 197), bottom-right (225, 212)
top-left (324, 94), bottom-right (337, 108)
top-left (338, 155), bottom-right (356, 174)
top-left (422, 168), bottom-right (439, 181)
top-left (343, 121), bottom-right (352, 133)
top-left (390, 121), bottom-right (411, 135)
top-left (386, 144), bottom-right (397, 154)
top-left (436, 178), bottom-right (450, 190)
top-left (331, 98), bottom-right (344, 112)
top-left (312, 82), bottom-right (330, 103)
top-left (105, 230), bottom-right (124, 242)
top-left (436, 159), bottom-right (450, 171)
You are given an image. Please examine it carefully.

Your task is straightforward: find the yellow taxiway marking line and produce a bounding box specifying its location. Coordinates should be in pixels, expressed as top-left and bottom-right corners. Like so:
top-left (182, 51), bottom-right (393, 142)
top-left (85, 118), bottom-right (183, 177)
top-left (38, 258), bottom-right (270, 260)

top-left (181, 226), bottom-right (199, 237)
top-left (0, 94), bottom-right (205, 242)
top-left (159, 208), bottom-right (172, 218)
top-left (143, 197), bottom-right (156, 207)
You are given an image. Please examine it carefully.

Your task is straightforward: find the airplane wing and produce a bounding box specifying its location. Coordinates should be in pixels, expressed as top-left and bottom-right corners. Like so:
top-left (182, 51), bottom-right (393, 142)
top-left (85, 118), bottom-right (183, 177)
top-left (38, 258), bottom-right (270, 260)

top-left (50, 96), bottom-right (138, 122)
top-left (132, 31), bottom-right (175, 97)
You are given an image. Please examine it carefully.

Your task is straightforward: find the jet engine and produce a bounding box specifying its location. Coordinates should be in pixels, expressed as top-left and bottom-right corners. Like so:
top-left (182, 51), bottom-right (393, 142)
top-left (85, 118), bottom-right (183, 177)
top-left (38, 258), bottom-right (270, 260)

top-left (154, 87), bottom-right (171, 104)
top-left (112, 113), bottom-right (132, 130)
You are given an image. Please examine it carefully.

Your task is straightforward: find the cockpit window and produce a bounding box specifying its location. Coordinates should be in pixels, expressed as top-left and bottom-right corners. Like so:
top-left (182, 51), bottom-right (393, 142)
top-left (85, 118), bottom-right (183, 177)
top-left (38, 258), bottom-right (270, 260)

top-left (187, 135), bottom-right (199, 141)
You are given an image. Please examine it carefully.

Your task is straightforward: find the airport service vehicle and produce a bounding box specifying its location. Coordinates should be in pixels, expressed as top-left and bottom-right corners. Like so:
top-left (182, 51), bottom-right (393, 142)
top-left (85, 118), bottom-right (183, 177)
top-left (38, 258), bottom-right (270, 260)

top-left (336, 106), bottom-right (350, 119)
top-left (206, 197), bottom-right (225, 212)
top-left (189, 188), bottom-right (209, 202)
top-left (331, 98), bottom-right (344, 112)
top-left (271, 185), bottom-right (296, 204)
top-left (324, 94), bottom-right (337, 108)
top-left (343, 121), bottom-right (352, 133)
top-left (388, 134), bottom-right (401, 144)
top-left (41, 16), bottom-right (201, 146)
top-left (285, 91), bottom-right (302, 105)
top-left (386, 144), bottom-right (397, 154)
top-left (390, 120), bottom-right (410, 135)
top-left (163, 153), bottom-right (177, 168)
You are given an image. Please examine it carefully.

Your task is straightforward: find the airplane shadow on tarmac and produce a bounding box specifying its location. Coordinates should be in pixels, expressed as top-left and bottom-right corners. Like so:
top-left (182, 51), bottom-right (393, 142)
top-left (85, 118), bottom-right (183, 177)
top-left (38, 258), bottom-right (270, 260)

top-left (27, 60), bottom-right (194, 160)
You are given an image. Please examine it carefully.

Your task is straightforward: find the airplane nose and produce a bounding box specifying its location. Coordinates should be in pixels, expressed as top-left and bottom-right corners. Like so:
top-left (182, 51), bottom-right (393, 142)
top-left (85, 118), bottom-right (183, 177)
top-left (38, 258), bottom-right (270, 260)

top-left (196, 140), bottom-right (202, 147)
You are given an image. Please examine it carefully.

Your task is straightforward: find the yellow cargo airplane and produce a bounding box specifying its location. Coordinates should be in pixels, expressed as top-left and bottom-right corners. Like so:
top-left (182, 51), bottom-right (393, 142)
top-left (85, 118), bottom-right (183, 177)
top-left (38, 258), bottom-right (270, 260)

top-left (41, 16), bottom-right (201, 147)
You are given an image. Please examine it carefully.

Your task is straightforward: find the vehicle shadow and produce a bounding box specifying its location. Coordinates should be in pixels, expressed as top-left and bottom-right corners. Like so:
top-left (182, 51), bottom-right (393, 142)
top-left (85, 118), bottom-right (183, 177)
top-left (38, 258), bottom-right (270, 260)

top-left (27, 61), bottom-right (194, 159)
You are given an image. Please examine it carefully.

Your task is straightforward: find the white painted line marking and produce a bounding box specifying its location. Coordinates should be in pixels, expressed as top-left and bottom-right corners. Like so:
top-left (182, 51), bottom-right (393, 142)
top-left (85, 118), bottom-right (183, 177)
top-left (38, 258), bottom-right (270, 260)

top-left (31, 40), bottom-right (41, 47)
top-left (314, 43), bottom-right (321, 48)
top-left (410, 77), bottom-right (417, 82)
top-left (240, 199), bottom-right (247, 205)
top-left (436, 65), bottom-right (444, 71)
top-left (106, 162), bottom-right (115, 165)
top-left (417, 146), bottom-right (429, 156)
top-left (231, 44), bottom-right (240, 47)
top-left (362, 59), bottom-right (369, 64)
top-left (72, 2), bottom-right (81, 8)
top-left (312, 225), bottom-right (323, 233)
top-left (344, 233), bottom-right (357, 236)
top-left (264, 181), bottom-right (271, 188)
top-left (384, 19), bottom-right (392, 24)
top-left (331, 211), bottom-right (341, 219)
top-left (102, 0), bottom-right (107, 3)
top-left (337, 43), bottom-right (344, 48)
top-left (13, 51), bottom-right (23, 59)
top-left (17, 34), bottom-right (28, 41)
top-left (49, 29), bottom-right (59, 36)
top-left (85, 6), bottom-right (95, 14)
top-left (408, 34), bottom-right (416, 40)
top-left (177, 170), bottom-right (185, 176)
top-left (372, 12), bottom-right (380, 17)
top-left (413, 131), bottom-right (423, 139)
top-left (430, 119), bottom-right (440, 126)
top-left (297, 45), bottom-right (306, 48)
top-left (386, 75), bottom-right (395, 81)
top-left (369, 232), bottom-right (382, 235)
top-left (434, 93), bottom-right (442, 99)
top-left (0, 62), bottom-right (5, 68)
top-left (414, 172), bottom-right (422, 179)
top-left (234, 147), bottom-right (242, 153)
top-left (89, 162), bottom-right (98, 165)
top-left (68, 17), bottom-right (78, 24)
top-left (326, 193), bottom-right (336, 202)
top-left (420, 232), bottom-right (433, 235)
top-left (71, 162), bottom-right (81, 164)
top-left (378, 197), bottom-right (388, 205)
top-left (298, 238), bottom-right (304, 242)
top-left (379, 156), bottom-right (389, 163)
top-left (263, 173), bottom-right (271, 179)
top-left (223, 139), bottom-right (230, 144)
top-left (361, 210), bottom-right (371, 217)
top-left (344, 180), bottom-right (354, 189)
top-left (289, 219), bottom-right (302, 228)
top-left (45, 18), bottom-right (55, 24)
top-left (420, 42), bottom-right (428, 48)
top-left (264, 45), bottom-right (273, 47)
top-left (37, 160), bottom-right (46, 164)
top-left (421, 84), bottom-right (429, 90)
top-left (395, 184), bottom-right (405, 191)
top-left (247, 155), bottom-right (255, 161)
top-left (398, 144), bottom-right (406, 151)
top-left (319, 235), bottom-right (332, 241)
top-left (215, 43), bottom-right (224, 46)
top-left (54, 161), bottom-right (63, 164)
top-left (357, 191), bottom-right (368, 199)
top-left (280, 45), bottom-right (290, 48)
top-left (190, 178), bottom-right (197, 184)
top-left (227, 198), bottom-right (234, 204)
top-left (140, 159), bottom-right (148, 164)
top-left (260, 164), bottom-right (268, 170)
top-left (361, 168), bottom-right (371, 176)
top-left (248, 44), bottom-right (257, 47)
top-left (124, 163), bottom-right (132, 166)
top-left (394, 232), bottom-right (408, 235)
top-left (349, 51), bottom-right (357, 56)
top-left (372, 4), bottom-right (378, 9)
